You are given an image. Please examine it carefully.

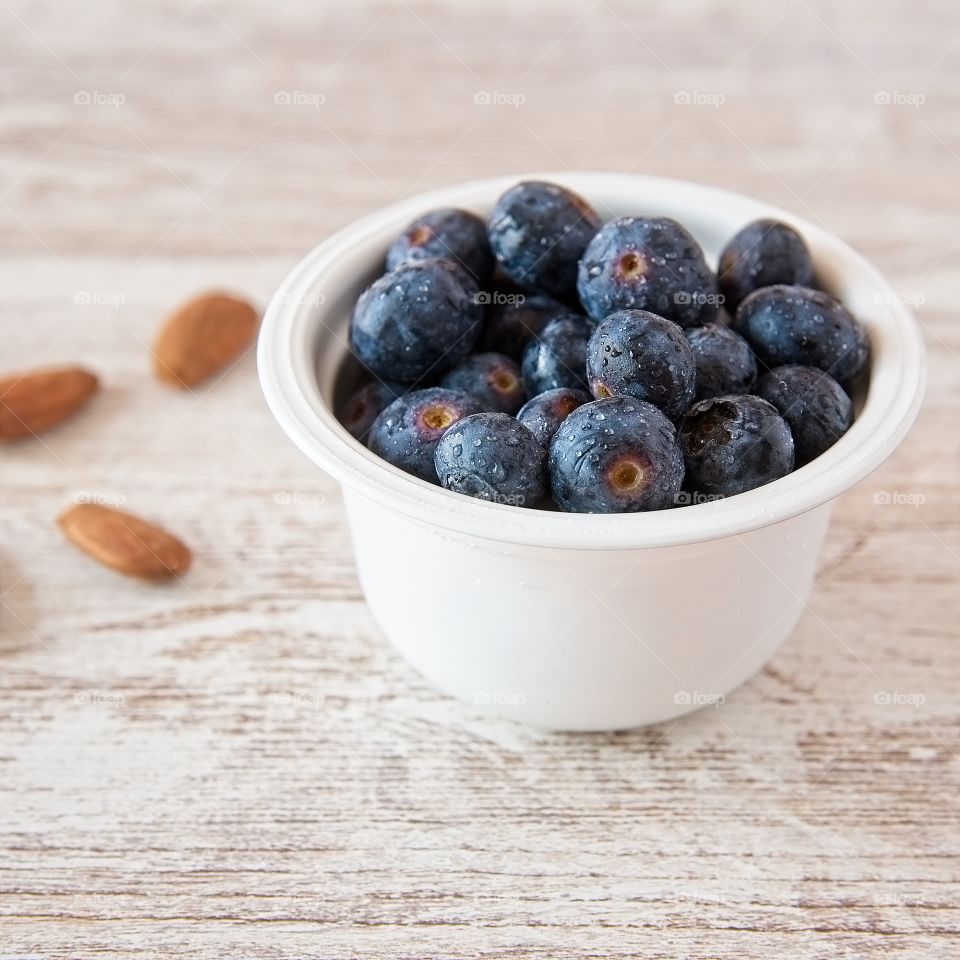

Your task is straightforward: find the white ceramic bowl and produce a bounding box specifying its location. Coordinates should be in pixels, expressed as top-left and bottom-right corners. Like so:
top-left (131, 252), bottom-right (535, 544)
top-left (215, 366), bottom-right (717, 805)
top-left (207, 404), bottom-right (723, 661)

top-left (258, 173), bottom-right (925, 731)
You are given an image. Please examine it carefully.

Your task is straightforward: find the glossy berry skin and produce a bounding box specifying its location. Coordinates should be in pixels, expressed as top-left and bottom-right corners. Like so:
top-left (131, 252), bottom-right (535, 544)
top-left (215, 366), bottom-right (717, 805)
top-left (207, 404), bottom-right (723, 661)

top-left (368, 388), bottom-right (481, 483)
top-left (577, 216), bottom-right (718, 328)
top-left (481, 292), bottom-right (566, 360)
top-left (521, 313), bottom-right (596, 396)
top-left (488, 181), bottom-right (602, 302)
top-left (440, 352), bottom-right (526, 414)
top-left (586, 309), bottom-right (697, 421)
top-left (516, 387), bottom-right (590, 448)
top-left (350, 259), bottom-right (482, 383)
top-left (385, 207), bottom-right (493, 284)
top-left (734, 284), bottom-right (869, 384)
top-left (684, 322), bottom-right (758, 401)
top-left (549, 397), bottom-right (685, 513)
top-left (718, 218), bottom-right (815, 310)
top-left (756, 364), bottom-right (853, 467)
top-left (679, 394), bottom-right (794, 497)
top-left (434, 412), bottom-right (546, 507)
top-left (338, 380), bottom-right (405, 442)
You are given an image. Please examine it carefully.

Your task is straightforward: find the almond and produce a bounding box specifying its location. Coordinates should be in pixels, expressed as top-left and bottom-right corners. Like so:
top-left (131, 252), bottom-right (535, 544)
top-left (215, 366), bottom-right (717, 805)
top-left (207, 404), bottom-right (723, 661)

top-left (0, 366), bottom-right (99, 441)
top-left (153, 291), bottom-right (259, 388)
top-left (58, 503), bottom-right (192, 580)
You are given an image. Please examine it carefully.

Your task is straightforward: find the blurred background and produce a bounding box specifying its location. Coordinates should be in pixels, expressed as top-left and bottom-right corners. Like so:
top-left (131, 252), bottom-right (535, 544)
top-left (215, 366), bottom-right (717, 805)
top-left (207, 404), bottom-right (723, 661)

top-left (2, 0), bottom-right (958, 957)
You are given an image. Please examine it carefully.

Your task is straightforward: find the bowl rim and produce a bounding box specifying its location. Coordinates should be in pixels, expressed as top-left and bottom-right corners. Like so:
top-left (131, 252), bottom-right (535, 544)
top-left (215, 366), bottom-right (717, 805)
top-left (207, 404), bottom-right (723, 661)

top-left (258, 172), bottom-right (926, 551)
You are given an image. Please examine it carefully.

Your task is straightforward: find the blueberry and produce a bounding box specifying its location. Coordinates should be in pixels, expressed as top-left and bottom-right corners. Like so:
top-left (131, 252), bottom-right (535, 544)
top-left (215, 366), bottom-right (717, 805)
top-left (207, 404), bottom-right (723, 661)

top-left (549, 397), bottom-right (684, 513)
top-left (385, 207), bottom-right (493, 284)
top-left (516, 386), bottom-right (590, 448)
top-left (585, 309), bottom-right (697, 421)
top-left (521, 313), bottom-right (596, 395)
top-left (338, 380), bottom-right (405, 442)
top-left (350, 259), bottom-right (482, 383)
top-left (734, 284), bottom-right (869, 384)
top-left (481, 292), bottom-right (566, 360)
top-left (679, 395), bottom-right (794, 497)
top-left (434, 412), bottom-right (546, 507)
top-left (488, 181), bottom-right (601, 302)
top-left (684, 322), bottom-right (758, 401)
top-left (368, 387), bottom-right (482, 483)
top-left (756, 364), bottom-right (853, 467)
top-left (718, 218), bottom-right (815, 310)
top-left (577, 216), bottom-right (718, 328)
top-left (440, 352), bottom-right (526, 414)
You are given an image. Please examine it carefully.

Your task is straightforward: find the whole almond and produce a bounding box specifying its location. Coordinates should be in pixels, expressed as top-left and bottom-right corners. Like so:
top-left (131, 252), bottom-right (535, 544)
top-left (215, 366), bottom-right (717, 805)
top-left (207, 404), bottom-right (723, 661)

top-left (58, 503), bottom-right (192, 580)
top-left (153, 291), bottom-right (259, 388)
top-left (0, 366), bottom-right (99, 441)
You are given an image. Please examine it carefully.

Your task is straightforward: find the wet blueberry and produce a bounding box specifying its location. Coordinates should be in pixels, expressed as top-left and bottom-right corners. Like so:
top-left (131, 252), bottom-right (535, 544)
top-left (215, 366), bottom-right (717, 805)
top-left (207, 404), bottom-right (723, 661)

top-left (684, 322), bottom-right (758, 401)
top-left (756, 364), bottom-right (853, 467)
top-left (488, 181), bottom-right (602, 302)
top-left (549, 397), bottom-right (684, 513)
top-left (521, 313), bottom-right (596, 395)
top-left (434, 412), bottom-right (546, 507)
top-left (440, 352), bottom-right (526, 414)
top-left (586, 309), bottom-right (697, 421)
top-left (385, 207), bottom-right (493, 284)
top-left (338, 380), bottom-right (405, 442)
top-left (577, 216), bottom-right (718, 328)
top-left (350, 258), bottom-right (482, 383)
top-left (516, 386), bottom-right (590, 448)
top-left (718, 218), bottom-right (815, 310)
top-left (368, 387), bottom-right (482, 483)
top-left (679, 395), bottom-right (794, 497)
top-left (734, 284), bottom-right (869, 384)
top-left (481, 292), bottom-right (566, 360)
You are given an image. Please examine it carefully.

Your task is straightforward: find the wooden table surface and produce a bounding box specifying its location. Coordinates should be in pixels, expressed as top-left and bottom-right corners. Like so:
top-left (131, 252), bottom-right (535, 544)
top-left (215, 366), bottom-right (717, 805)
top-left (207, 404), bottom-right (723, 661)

top-left (2, 0), bottom-right (958, 956)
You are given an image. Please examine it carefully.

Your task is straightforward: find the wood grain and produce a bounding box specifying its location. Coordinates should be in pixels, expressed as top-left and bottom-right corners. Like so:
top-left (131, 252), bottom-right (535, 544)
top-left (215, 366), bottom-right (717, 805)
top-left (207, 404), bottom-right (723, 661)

top-left (1, 0), bottom-right (958, 956)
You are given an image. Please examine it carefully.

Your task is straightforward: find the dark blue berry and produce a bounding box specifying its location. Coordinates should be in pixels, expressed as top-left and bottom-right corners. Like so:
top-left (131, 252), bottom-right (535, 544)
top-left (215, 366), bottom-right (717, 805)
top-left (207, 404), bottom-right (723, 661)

top-left (549, 397), bottom-right (684, 513)
top-left (585, 309), bottom-right (696, 420)
top-left (338, 380), bottom-right (405, 442)
top-left (578, 217), bottom-right (718, 328)
top-left (521, 313), bottom-right (596, 395)
top-left (434, 412), bottom-right (546, 507)
top-left (488, 181), bottom-right (601, 302)
top-left (385, 207), bottom-right (493, 284)
top-left (350, 259), bottom-right (482, 383)
top-left (734, 284), bottom-right (869, 384)
top-left (516, 387), bottom-right (590, 448)
top-left (718, 219), bottom-right (815, 310)
top-left (481, 292), bottom-right (566, 360)
top-left (684, 322), bottom-right (758, 401)
top-left (755, 364), bottom-right (853, 467)
top-left (440, 352), bottom-right (526, 414)
top-left (679, 395), bottom-right (794, 496)
top-left (368, 388), bottom-right (481, 483)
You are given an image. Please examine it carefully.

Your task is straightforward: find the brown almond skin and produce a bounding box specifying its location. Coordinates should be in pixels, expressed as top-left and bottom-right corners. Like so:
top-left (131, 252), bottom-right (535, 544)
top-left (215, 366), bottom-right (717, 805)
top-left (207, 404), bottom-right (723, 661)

top-left (153, 291), bottom-right (259, 388)
top-left (0, 366), bottom-right (99, 440)
top-left (58, 504), bottom-right (192, 581)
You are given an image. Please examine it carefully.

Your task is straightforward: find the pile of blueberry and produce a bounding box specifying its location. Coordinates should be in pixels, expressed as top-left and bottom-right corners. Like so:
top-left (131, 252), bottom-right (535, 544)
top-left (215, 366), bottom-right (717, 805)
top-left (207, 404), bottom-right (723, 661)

top-left (339, 181), bottom-right (868, 513)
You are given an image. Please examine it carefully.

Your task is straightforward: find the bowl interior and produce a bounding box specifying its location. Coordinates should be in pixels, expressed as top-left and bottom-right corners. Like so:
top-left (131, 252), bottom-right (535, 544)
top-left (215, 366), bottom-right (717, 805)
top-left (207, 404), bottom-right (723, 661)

top-left (259, 173), bottom-right (925, 550)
